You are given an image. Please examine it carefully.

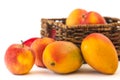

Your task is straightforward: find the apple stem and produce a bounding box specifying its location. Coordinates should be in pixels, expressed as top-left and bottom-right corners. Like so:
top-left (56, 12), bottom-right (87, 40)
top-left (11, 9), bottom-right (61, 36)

top-left (21, 40), bottom-right (24, 47)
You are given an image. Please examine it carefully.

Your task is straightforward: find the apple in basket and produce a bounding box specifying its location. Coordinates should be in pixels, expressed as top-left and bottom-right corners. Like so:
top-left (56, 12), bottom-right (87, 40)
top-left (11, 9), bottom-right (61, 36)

top-left (66, 8), bottom-right (87, 26)
top-left (66, 8), bottom-right (106, 27)
top-left (83, 11), bottom-right (107, 24)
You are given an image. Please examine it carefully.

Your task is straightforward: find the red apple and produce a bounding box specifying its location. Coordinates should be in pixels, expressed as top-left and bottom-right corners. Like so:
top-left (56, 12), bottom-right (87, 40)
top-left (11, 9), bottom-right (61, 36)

top-left (31, 37), bottom-right (55, 68)
top-left (23, 37), bottom-right (38, 47)
top-left (4, 44), bottom-right (35, 75)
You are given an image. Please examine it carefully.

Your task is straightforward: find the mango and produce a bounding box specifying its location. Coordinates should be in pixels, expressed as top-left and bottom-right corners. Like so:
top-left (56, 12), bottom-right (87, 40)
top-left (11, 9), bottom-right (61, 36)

top-left (81, 33), bottom-right (118, 74)
top-left (43, 41), bottom-right (83, 74)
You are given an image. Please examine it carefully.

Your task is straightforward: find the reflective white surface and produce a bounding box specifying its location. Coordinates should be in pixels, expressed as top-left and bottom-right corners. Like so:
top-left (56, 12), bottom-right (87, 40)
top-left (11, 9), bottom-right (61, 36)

top-left (0, 0), bottom-right (120, 80)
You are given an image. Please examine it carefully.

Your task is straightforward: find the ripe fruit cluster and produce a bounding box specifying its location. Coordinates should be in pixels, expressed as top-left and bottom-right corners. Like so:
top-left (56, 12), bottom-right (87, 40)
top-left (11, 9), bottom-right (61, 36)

top-left (66, 8), bottom-right (106, 27)
top-left (4, 34), bottom-right (118, 75)
top-left (4, 8), bottom-right (118, 75)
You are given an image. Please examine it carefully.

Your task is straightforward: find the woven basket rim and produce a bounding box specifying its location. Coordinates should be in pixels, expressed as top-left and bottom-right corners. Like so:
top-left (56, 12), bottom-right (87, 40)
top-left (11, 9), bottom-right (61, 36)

top-left (41, 16), bottom-right (120, 29)
top-left (41, 16), bottom-right (120, 20)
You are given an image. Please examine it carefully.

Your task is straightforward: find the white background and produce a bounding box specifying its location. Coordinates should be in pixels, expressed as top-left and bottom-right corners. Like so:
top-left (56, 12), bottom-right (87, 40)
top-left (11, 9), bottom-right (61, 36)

top-left (0, 0), bottom-right (120, 80)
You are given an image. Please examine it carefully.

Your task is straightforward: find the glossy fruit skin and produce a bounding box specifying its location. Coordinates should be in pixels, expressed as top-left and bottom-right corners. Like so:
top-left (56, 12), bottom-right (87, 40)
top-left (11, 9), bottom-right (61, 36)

top-left (66, 8), bottom-right (87, 26)
top-left (81, 33), bottom-right (118, 74)
top-left (4, 44), bottom-right (35, 75)
top-left (31, 37), bottom-right (55, 68)
top-left (66, 9), bottom-right (106, 26)
top-left (43, 41), bottom-right (83, 74)
top-left (23, 37), bottom-right (38, 47)
top-left (83, 11), bottom-right (106, 24)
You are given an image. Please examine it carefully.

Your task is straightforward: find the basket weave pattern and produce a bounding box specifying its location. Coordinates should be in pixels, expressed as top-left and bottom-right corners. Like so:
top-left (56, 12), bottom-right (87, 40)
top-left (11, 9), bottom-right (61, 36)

top-left (41, 17), bottom-right (120, 60)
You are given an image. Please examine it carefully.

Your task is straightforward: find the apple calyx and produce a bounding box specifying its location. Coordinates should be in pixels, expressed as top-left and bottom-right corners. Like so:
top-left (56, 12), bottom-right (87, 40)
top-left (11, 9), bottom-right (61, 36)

top-left (82, 14), bottom-right (86, 19)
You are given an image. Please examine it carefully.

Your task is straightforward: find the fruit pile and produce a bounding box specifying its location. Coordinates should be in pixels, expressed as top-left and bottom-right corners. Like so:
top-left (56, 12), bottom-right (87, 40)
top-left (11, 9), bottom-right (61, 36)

top-left (4, 8), bottom-right (119, 75)
top-left (66, 8), bottom-right (106, 27)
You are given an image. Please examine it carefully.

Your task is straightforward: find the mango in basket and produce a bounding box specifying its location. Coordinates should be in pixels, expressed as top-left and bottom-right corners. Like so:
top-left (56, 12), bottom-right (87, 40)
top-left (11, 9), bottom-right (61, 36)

top-left (81, 33), bottom-right (118, 74)
top-left (43, 41), bottom-right (83, 74)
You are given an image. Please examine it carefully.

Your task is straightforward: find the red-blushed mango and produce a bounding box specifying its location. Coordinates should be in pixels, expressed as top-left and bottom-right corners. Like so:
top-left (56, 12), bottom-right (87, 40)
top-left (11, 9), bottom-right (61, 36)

top-left (31, 37), bottom-right (55, 68)
top-left (43, 41), bottom-right (83, 74)
top-left (66, 8), bottom-right (87, 27)
top-left (83, 11), bottom-right (106, 24)
top-left (81, 33), bottom-right (118, 74)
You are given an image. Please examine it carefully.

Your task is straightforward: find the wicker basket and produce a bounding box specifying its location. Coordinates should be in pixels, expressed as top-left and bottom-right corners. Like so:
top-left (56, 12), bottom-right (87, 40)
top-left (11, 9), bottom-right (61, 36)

top-left (41, 17), bottom-right (120, 60)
